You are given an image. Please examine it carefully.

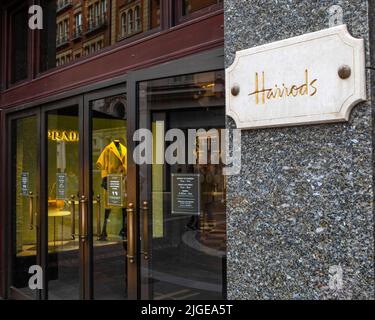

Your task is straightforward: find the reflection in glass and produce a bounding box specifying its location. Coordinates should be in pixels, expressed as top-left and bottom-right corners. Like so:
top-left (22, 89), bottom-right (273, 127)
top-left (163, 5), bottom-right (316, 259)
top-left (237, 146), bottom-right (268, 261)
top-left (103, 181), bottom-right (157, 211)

top-left (39, 0), bottom-right (161, 71)
top-left (91, 95), bottom-right (128, 300)
top-left (11, 116), bottom-right (38, 298)
top-left (11, 5), bottom-right (29, 83)
top-left (182, 0), bottom-right (223, 16)
top-left (40, 0), bottom-right (57, 72)
top-left (139, 71), bottom-right (226, 300)
top-left (47, 106), bottom-right (80, 300)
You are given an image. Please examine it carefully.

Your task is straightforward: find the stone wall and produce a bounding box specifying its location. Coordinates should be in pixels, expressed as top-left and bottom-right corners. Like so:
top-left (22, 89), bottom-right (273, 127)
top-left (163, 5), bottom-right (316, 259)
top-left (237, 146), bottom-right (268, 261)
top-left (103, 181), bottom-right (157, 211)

top-left (225, 0), bottom-right (374, 300)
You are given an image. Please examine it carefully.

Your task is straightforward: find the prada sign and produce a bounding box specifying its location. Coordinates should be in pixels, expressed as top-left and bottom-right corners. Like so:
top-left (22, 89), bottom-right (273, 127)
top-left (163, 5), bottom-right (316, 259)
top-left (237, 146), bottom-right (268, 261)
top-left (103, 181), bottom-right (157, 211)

top-left (48, 130), bottom-right (79, 142)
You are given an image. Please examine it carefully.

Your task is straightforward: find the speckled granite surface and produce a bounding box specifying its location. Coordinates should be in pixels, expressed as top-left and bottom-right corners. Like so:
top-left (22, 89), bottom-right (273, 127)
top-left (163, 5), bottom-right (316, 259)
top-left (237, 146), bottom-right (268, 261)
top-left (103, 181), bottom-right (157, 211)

top-left (225, 0), bottom-right (374, 300)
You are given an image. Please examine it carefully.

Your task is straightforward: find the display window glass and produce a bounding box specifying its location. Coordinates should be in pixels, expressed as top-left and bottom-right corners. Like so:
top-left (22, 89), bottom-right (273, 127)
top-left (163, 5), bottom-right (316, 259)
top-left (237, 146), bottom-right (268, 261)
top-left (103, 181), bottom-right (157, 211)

top-left (91, 94), bottom-right (129, 299)
top-left (46, 106), bottom-right (80, 299)
top-left (138, 70), bottom-right (227, 300)
top-left (11, 116), bottom-right (38, 298)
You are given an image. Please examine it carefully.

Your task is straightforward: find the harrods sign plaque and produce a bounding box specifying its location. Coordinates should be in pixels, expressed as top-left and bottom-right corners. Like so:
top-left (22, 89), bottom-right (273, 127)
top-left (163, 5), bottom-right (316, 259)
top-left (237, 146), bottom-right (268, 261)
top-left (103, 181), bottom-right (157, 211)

top-left (226, 25), bottom-right (366, 129)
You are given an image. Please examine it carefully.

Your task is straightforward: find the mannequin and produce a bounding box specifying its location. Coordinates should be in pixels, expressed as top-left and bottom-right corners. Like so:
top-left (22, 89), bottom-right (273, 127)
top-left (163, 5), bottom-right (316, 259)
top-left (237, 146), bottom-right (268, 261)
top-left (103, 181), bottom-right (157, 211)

top-left (96, 139), bottom-right (127, 241)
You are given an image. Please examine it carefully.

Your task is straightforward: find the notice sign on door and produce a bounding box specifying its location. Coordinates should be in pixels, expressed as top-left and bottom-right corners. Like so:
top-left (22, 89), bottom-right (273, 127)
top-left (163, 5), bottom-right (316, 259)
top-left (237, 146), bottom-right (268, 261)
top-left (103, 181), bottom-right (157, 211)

top-left (21, 172), bottom-right (29, 196)
top-left (107, 174), bottom-right (123, 207)
top-left (56, 173), bottom-right (67, 200)
top-left (171, 174), bottom-right (200, 216)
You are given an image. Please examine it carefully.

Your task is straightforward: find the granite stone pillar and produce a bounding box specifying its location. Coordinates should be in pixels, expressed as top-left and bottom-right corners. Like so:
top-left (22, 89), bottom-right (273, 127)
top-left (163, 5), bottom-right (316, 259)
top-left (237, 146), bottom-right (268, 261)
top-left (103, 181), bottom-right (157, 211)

top-left (225, 0), bottom-right (374, 299)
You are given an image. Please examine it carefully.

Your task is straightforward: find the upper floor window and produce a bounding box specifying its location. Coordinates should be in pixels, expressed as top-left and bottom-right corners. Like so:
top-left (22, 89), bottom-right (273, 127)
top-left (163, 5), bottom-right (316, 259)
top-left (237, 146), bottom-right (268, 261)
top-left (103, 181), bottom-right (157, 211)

top-left (135, 6), bottom-right (141, 32)
top-left (63, 19), bottom-right (69, 38)
top-left (56, 17), bottom-right (69, 47)
top-left (182, 0), bottom-right (223, 16)
top-left (74, 13), bottom-right (82, 37)
top-left (101, 0), bottom-right (107, 15)
top-left (4, 0), bottom-right (221, 84)
top-left (121, 13), bottom-right (127, 37)
top-left (9, 5), bottom-right (29, 84)
top-left (88, 5), bottom-right (93, 26)
top-left (57, 0), bottom-right (73, 12)
top-left (57, 22), bottom-right (62, 39)
top-left (127, 9), bottom-right (134, 34)
top-left (94, 2), bottom-right (100, 24)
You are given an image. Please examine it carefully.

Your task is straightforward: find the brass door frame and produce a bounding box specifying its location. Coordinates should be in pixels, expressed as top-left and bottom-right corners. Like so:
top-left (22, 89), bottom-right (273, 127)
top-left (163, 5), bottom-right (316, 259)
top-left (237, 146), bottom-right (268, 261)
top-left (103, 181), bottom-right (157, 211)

top-left (41, 96), bottom-right (84, 300)
top-left (127, 48), bottom-right (225, 300)
top-left (83, 83), bottom-right (139, 300)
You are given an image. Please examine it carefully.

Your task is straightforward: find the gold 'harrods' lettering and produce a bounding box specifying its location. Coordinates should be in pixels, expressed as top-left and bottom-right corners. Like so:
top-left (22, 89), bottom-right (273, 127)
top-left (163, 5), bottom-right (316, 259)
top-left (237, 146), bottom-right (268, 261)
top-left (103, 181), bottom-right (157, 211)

top-left (249, 69), bottom-right (318, 105)
top-left (48, 130), bottom-right (79, 142)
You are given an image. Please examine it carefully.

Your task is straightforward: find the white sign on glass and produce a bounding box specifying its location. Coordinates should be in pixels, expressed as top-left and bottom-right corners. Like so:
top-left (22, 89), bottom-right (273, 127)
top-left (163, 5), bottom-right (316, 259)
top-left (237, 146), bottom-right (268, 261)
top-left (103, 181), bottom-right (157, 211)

top-left (226, 25), bottom-right (366, 129)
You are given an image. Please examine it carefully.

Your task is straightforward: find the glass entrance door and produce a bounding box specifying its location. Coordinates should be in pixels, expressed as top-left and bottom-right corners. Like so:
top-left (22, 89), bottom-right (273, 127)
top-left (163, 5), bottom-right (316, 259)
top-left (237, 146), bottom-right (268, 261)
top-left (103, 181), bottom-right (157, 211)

top-left (7, 90), bottom-right (138, 300)
top-left (9, 112), bottom-right (40, 300)
top-left (4, 44), bottom-right (225, 301)
top-left (45, 104), bottom-right (81, 300)
top-left (86, 87), bottom-right (137, 300)
top-left (7, 98), bottom-right (87, 300)
top-left (6, 71), bottom-right (227, 300)
top-left (138, 71), bottom-right (227, 300)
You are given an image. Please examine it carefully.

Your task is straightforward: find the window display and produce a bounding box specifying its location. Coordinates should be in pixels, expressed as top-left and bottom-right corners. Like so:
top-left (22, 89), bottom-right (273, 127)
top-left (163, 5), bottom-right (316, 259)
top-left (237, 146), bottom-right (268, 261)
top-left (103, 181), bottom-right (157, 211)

top-left (91, 94), bottom-right (129, 299)
top-left (139, 71), bottom-right (226, 300)
top-left (47, 105), bottom-right (80, 300)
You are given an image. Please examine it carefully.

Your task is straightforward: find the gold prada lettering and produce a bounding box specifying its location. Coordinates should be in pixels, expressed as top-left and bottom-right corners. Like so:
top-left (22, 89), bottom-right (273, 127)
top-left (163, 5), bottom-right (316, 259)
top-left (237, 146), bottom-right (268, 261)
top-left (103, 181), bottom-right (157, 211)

top-left (249, 70), bottom-right (318, 105)
top-left (48, 130), bottom-right (79, 142)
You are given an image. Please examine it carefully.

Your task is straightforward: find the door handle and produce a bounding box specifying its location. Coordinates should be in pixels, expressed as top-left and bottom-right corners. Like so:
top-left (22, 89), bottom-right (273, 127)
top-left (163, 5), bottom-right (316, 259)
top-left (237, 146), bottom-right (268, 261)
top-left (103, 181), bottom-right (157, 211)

top-left (127, 203), bottom-right (136, 264)
top-left (29, 192), bottom-right (34, 230)
top-left (70, 195), bottom-right (76, 240)
top-left (96, 195), bottom-right (101, 240)
top-left (141, 201), bottom-right (149, 260)
top-left (79, 195), bottom-right (88, 242)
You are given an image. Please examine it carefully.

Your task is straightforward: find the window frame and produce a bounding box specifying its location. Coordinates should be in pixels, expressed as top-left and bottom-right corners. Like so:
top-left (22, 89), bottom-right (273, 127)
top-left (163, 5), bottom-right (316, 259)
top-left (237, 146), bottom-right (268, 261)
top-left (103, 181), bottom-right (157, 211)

top-left (120, 12), bottom-right (127, 38)
top-left (135, 5), bottom-right (141, 32)
top-left (74, 12), bottom-right (82, 37)
top-left (101, 0), bottom-right (106, 15)
top-left (6, 1), bottom-right (32, 87)
top-left (127, 9), bottom-right (134, 35)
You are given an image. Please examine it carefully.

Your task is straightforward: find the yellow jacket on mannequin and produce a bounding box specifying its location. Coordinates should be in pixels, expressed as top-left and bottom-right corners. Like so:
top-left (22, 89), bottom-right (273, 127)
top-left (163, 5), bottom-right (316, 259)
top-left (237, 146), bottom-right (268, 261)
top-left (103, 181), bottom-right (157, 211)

top-left (96, 141), bottom-right (127, 208)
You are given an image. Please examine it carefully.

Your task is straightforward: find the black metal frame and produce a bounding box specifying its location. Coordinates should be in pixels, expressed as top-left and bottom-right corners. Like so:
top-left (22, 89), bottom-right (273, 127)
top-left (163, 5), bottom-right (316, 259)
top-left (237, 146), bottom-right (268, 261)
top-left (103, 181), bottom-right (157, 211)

top-left (5, 108), bottom-right (41, 300)
top-left (127, 47), bottom-right (224, 300)
top-left (2, 96), bottom-right (84, 300)
top-left (83, 83), bottom-right (131, 299)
